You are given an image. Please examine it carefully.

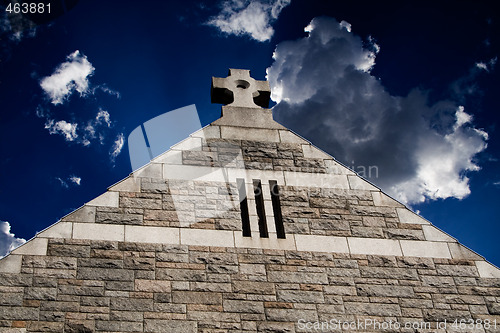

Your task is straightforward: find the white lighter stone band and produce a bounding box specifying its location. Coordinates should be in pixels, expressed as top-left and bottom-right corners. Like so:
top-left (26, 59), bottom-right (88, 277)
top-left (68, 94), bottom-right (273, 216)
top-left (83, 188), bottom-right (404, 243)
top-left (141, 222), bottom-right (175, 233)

top-left (3, 222), bottom-right (498, 278)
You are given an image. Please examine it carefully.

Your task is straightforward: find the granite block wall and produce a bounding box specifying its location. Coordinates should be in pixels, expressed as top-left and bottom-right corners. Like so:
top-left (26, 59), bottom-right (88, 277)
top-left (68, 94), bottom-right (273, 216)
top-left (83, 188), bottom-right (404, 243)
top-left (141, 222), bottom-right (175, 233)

top-left (1, 239), bottom-right (500, 332)
top-left (1, 127), bottom-right (499, 333)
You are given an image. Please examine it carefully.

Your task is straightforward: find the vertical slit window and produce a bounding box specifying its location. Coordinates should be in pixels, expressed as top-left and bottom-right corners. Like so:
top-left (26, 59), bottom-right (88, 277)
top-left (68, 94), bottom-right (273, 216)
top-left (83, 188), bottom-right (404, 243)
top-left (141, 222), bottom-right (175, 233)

top-left (253, 179), bottom-right (268, 238)
top-left (269, 180), bottom-right (285, 239)
top-left (237, 178), bottom-right (251, 237)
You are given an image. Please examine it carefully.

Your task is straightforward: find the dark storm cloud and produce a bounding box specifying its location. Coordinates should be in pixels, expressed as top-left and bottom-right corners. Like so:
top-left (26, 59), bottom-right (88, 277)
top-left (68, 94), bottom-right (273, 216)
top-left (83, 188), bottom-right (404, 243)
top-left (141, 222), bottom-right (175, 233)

top-left (267, 17), bottom-right (488, 204)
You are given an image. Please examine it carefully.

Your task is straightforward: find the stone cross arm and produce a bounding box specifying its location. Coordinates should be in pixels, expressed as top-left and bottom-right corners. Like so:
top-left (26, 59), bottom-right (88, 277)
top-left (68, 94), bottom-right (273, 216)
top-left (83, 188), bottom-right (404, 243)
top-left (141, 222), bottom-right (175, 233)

top-left (211, 69), bottom-right (271, 108)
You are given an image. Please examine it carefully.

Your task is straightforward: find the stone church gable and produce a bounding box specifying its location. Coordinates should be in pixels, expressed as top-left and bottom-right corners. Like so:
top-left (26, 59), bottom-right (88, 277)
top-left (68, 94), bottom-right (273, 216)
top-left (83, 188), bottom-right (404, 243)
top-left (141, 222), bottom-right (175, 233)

top-left (0, 69), bottom-right (499, 333)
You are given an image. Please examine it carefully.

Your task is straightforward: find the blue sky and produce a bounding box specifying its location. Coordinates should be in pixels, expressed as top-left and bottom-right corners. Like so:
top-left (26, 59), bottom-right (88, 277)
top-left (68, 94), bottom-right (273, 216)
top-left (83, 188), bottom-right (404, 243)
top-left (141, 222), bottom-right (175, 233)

top-left (0, 0), bottom-right (499, 265)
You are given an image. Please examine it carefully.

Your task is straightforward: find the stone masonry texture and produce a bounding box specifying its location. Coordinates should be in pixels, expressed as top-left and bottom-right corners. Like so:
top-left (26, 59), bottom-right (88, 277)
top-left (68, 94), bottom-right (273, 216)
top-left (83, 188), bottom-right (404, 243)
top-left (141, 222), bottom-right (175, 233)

top-left (1, 130), bottom-right (499, 332)
top-left (1, 91), bottom-right (500, 332)
top-left (1, 239), bottom-right (500, 332)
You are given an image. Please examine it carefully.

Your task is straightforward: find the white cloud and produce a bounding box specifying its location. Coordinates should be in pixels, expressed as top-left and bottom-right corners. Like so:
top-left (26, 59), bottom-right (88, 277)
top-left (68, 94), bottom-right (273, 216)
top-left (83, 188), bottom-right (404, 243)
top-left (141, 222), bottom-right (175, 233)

top-left (34, 51), bottom-right (122, 164)
top-left (0, 221), bottom-right (26, 258)
top-left (56, 175), bottom-right (82, 188)
top-left (454, 106), bottom-right (472, 128)
top-left (93, 85), bottom-right (121, 99)
top-left (39, 50), bottom-right (95, 105)
top-left (207, 0), bottom-right (291, 42)
top-left (339, 20), bottom-right (352, 32)
top-left (35, 105), bottom-right (50, 118)
top-left (475, 57), bottom-right (497, 72)
top-left (476, 62), bottom-right (488, 71)
top-left (267, 17), bottom-right (488, 205)
top-left (84, 123), bottom-right (96, 138)
top-left (69, 176), bottom-right (81, 185)
top-left (96, 109), bottom-right (111, 127)
top-left (82, 108), bottom-right (113, 145)
top-left (42, 107), bottom-right (115, 147)
top-left (110, 133), bottom-right (125, 160)
top-left (390, 107), bottom-right (488, 203)
top-left (45, 120), bottom-right (78, 141)
top-left (56, 177), bottom-right (69, 188)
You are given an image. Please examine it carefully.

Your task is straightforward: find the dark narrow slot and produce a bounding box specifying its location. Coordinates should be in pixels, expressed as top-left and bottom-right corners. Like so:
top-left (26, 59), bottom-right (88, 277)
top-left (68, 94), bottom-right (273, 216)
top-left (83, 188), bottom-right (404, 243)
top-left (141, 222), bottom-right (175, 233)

top-left (237, 178), bottom-right (251, 237)
top-left (253, 179), bottom-right (268, 238)
top-left (269, 180), bottom-right (286, 239)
